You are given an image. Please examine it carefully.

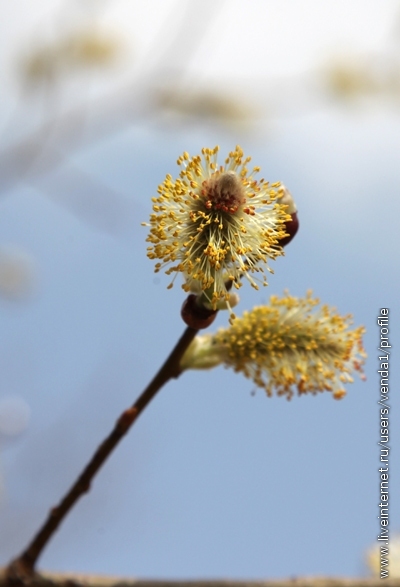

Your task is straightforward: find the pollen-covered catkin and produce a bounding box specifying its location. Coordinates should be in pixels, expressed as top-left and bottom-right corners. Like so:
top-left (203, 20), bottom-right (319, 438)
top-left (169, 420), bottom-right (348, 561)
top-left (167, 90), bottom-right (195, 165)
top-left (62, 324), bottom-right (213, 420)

top-left (143, 146), bottom-right (291, 309)
top-left (181, 292), bottom-right (366, 400)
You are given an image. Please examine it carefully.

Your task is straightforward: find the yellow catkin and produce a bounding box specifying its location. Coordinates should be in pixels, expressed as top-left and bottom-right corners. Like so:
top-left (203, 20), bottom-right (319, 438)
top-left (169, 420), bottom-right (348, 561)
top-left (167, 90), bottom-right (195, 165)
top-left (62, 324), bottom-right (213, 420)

top-left (144, 146), bottom-right (291, 308)
top-left (185, 292), bottom-right (366, 400)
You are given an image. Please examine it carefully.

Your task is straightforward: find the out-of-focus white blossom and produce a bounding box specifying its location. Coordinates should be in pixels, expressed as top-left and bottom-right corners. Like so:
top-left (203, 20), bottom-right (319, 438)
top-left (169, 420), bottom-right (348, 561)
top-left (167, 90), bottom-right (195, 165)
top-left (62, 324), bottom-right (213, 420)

top-left (0, 246), bottom-right (36, 300)
top-left (156, 87), bottom-right (256, 130)
top-left (366, 534), bottom-right (400, 578)
top-left (20, 28), bottom-right (123, 86)
top-left (0, 396), bottom-right (31, 437)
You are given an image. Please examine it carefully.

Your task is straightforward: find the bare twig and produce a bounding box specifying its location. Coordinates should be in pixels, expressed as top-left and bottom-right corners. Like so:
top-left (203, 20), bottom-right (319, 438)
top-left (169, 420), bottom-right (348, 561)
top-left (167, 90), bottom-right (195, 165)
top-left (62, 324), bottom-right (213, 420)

top-left (6, 324), bottom-right (199, 582)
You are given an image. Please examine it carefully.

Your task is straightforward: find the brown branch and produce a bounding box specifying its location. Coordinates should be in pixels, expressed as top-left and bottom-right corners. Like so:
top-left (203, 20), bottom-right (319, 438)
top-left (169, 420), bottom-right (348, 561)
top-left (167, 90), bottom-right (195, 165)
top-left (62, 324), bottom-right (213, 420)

top-left (5, 324), bottom-right (199, 583)
top-left (1, 569), bottom-right (399, 587)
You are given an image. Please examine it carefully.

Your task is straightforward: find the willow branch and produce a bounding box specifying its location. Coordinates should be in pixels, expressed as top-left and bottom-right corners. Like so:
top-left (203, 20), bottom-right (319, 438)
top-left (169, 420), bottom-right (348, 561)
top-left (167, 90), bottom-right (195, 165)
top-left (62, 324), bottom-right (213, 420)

top-left (6, 324), bottom-right (199, 581)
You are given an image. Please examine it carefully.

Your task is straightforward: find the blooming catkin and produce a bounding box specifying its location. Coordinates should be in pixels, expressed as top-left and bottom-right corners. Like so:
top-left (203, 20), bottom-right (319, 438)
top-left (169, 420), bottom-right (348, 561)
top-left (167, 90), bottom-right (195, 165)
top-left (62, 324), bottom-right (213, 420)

top-left (181, 292), bottom-right (366, 400)
top-left (143, 146), bottom-right (291, 309)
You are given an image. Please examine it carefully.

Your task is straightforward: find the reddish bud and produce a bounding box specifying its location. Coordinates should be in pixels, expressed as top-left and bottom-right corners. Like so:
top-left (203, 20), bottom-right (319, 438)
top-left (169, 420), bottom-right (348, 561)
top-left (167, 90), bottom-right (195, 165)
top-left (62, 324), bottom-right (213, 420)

top-left (181, 294), bottom-right (218, 329)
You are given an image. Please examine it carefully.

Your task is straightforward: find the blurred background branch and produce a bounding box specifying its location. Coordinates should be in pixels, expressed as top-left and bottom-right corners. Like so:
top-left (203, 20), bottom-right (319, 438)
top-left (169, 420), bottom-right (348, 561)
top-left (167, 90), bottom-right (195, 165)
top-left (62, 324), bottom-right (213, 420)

top-left (1, 572), bottom-right (400, 587)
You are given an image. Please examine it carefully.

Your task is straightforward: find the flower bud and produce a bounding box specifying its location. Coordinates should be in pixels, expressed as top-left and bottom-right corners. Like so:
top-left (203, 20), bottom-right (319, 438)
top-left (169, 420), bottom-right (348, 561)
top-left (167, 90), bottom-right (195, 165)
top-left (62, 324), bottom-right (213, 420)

top-left (278, 185), bottom-right (299, 247)
top-left (181, 294), bottom-right (218, 329)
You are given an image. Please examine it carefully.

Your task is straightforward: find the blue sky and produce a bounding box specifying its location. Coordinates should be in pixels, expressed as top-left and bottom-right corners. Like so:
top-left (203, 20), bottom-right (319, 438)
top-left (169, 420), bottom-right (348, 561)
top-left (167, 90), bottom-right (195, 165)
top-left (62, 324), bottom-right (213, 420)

top-left (0, 0), bottom-right (399, 579)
